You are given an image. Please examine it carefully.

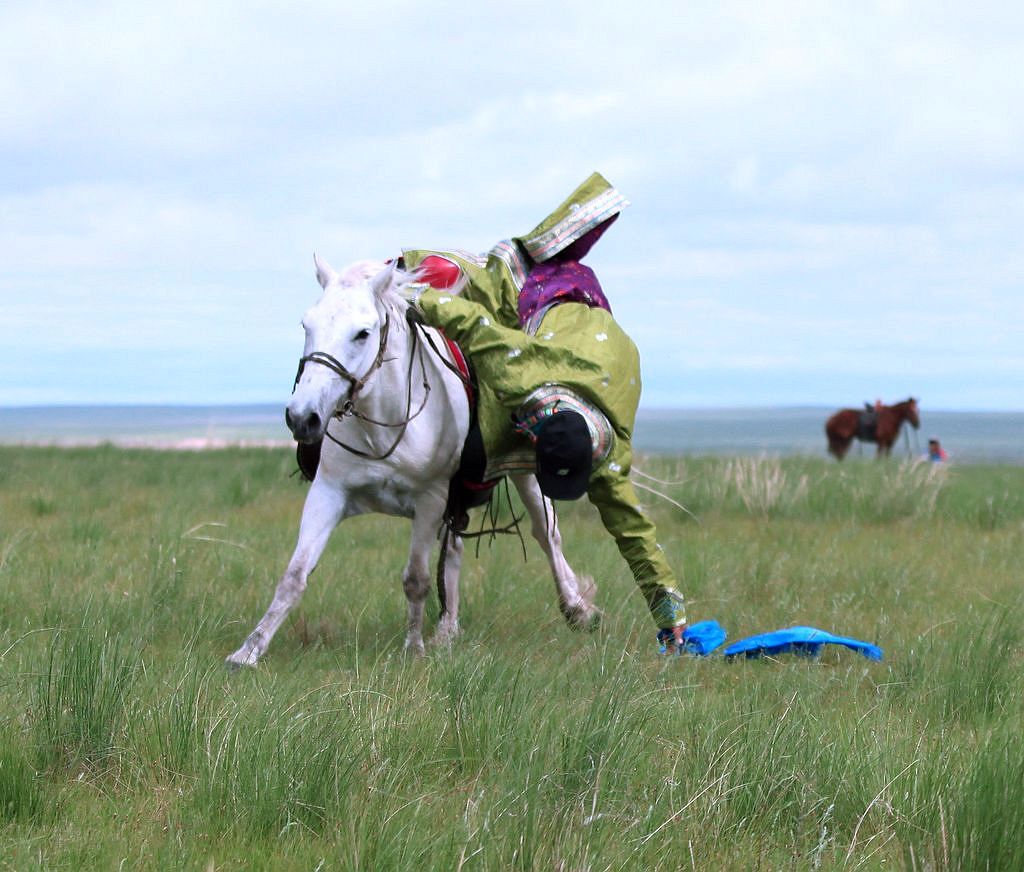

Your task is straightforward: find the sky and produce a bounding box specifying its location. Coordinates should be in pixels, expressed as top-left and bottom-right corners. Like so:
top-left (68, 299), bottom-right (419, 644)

top-left (2, 1), bottom-right (1022, 411)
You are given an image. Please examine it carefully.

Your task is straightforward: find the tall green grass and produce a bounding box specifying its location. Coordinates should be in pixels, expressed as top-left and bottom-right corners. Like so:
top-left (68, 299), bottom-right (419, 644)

top-left (35, 623), bottom-right (141, 768)
top-left (634, 454), bottom-right (955, 523)
top-left (0, 447), bottom-right (1022, 867)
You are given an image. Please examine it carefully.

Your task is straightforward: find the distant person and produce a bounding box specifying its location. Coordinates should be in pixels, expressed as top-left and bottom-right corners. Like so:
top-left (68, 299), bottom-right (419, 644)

top-left (926, 438), bottom-right (948, 463)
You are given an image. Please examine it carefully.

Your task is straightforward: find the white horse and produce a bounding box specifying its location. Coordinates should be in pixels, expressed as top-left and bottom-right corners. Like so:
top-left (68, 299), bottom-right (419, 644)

top-left (226, 256), bottom-right (598, 667)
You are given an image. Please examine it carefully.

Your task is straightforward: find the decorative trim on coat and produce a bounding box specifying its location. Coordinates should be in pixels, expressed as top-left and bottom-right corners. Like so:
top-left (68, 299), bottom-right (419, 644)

top-left (521, 186), bottom-right (630, 263)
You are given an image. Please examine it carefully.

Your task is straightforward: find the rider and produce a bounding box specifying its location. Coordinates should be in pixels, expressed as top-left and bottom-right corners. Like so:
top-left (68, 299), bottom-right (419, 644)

top-left (399, 172), bottom-right (689, 652)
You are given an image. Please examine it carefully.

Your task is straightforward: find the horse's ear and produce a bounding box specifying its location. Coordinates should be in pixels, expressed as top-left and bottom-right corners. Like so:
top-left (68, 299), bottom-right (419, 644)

top-left (369, 262), bottom-right (398, 297)
top-left (314, 253), bottom-right (336, 290)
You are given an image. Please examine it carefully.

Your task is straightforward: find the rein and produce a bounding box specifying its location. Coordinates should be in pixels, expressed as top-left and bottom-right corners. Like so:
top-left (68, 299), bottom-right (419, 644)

top-left (901, 412), bottom-right (921, 458)
top-left (416, 325), bottom-right (473, 394)
top-left (435, 478), bottom-right (527, 617)
top-left (893, 401), bottom-right (921, 458)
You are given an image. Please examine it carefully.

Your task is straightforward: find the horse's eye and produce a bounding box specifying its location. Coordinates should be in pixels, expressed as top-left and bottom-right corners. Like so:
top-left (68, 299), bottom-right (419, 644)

top-left (355, 329), bottom-right (371, 342)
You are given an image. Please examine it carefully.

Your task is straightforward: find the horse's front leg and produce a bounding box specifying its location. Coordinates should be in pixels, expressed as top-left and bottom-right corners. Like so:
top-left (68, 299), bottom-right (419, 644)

top-left (226, 480), bottom-right (345, 668)
top-left (511, 474), bottom-right (600, 630)
top-left (404, 492), bottom-right (447, 655)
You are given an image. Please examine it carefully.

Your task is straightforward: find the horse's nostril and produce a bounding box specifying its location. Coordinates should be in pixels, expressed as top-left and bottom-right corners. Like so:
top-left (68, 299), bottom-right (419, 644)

top-left (285, 408), bottom-right (321, 440)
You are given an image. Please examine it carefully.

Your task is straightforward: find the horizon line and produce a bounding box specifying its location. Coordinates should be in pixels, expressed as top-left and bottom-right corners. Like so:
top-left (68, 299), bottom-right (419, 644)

top-left (1, 401), bottom-right (1022, 415)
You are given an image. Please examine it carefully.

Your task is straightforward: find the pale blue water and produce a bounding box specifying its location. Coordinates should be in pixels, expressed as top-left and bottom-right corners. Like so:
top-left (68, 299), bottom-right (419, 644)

top-left (0, 405), bottom-right (1020, 464)
top-left (635, 408), bottom-right (1023, 465)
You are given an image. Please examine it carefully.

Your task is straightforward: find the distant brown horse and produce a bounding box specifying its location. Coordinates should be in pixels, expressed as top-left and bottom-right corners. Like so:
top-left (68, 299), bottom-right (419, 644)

top-left (825, 398), bottom-right (920, 460)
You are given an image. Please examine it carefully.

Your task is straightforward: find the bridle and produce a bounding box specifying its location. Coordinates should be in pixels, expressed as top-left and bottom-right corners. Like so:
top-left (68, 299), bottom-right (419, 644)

top-left (292, 312), bottom-right (432, 460)
top-left (292, 312), bottom-right (392, 399)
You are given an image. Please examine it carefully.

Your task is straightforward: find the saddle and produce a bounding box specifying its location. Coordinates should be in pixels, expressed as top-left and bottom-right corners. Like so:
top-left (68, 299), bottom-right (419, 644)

top-left (856, 408), bottom-right (878, 442)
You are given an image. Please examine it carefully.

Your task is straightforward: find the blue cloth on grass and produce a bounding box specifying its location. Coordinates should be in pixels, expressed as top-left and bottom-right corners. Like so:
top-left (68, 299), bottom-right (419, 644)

top-left (658, 620), bottom-right (727, 656)
top-left (723, 626), bottom-right (882, 661)
top-left (685, 620), bottom-right (727, 655)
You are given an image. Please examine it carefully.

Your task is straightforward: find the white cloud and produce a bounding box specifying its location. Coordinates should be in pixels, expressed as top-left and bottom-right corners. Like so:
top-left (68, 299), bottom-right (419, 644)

top-left (1, 0), bottom-right (1023, 408)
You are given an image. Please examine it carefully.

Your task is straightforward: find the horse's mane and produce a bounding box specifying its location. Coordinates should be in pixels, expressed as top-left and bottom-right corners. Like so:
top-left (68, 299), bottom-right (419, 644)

top-left (331, 259), bottom-right (407, 322)
top-left (339, 259), bottom-right (389, 286)
top-left (366, 260), bottom-right (468, 320)
top-left (334, 258), bottom-right (470, 328)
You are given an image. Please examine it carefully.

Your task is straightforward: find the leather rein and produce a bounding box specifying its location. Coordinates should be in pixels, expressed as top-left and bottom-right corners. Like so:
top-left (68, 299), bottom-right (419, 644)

top-left (293, 313), bottom-right (433, 461)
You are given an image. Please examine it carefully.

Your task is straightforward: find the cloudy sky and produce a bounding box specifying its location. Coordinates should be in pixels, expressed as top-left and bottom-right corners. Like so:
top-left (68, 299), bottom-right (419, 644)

top-left (2, 1), bottom-right (1021, 411)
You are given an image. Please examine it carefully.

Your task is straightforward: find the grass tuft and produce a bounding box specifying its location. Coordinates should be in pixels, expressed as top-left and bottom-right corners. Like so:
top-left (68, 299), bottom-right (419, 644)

top-left (0, 727), bottom-right (46, 823)
top-left (34, 624), bottom-right (141, 769)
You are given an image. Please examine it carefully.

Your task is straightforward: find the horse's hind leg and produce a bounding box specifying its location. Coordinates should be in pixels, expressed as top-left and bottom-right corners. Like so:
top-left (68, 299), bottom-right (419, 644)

top-left (404, 492), bottom-right (448, 655)
top-left (512, 474), bottom-right (600, 630)
top-left (430, 530), bottom-right (463, 647)
top-left (226, 480), bottom-right (345, 668)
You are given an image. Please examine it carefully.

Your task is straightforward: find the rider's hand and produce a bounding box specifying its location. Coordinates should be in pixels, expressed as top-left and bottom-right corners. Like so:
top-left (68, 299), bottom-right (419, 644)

top-left (657, 625), bottom-right (688, 656)
top-left (396, 281), bottom-right (427, 307)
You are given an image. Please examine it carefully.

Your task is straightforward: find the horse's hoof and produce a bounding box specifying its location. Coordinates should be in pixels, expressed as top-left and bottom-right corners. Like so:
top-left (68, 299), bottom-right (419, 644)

top-left (562, 604), bottom-right (602, 632)
top-left (403, 639), bottom-right (427, 657)
top-left (429, 618), bottom-right (461, 648)
top-left (224, 648), bottom-right (260, 670)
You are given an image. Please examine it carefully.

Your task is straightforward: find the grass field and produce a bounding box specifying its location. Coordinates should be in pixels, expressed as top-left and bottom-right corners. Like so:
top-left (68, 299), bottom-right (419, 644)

top-left (1, 446), bottom-right (1023, 869)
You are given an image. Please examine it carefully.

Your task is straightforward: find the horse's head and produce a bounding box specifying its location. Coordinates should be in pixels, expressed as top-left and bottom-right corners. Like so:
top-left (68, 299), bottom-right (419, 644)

top-left (906, 397), bottom-right (920, 429)
top-left (285, 255), bottom-right (395, 443)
